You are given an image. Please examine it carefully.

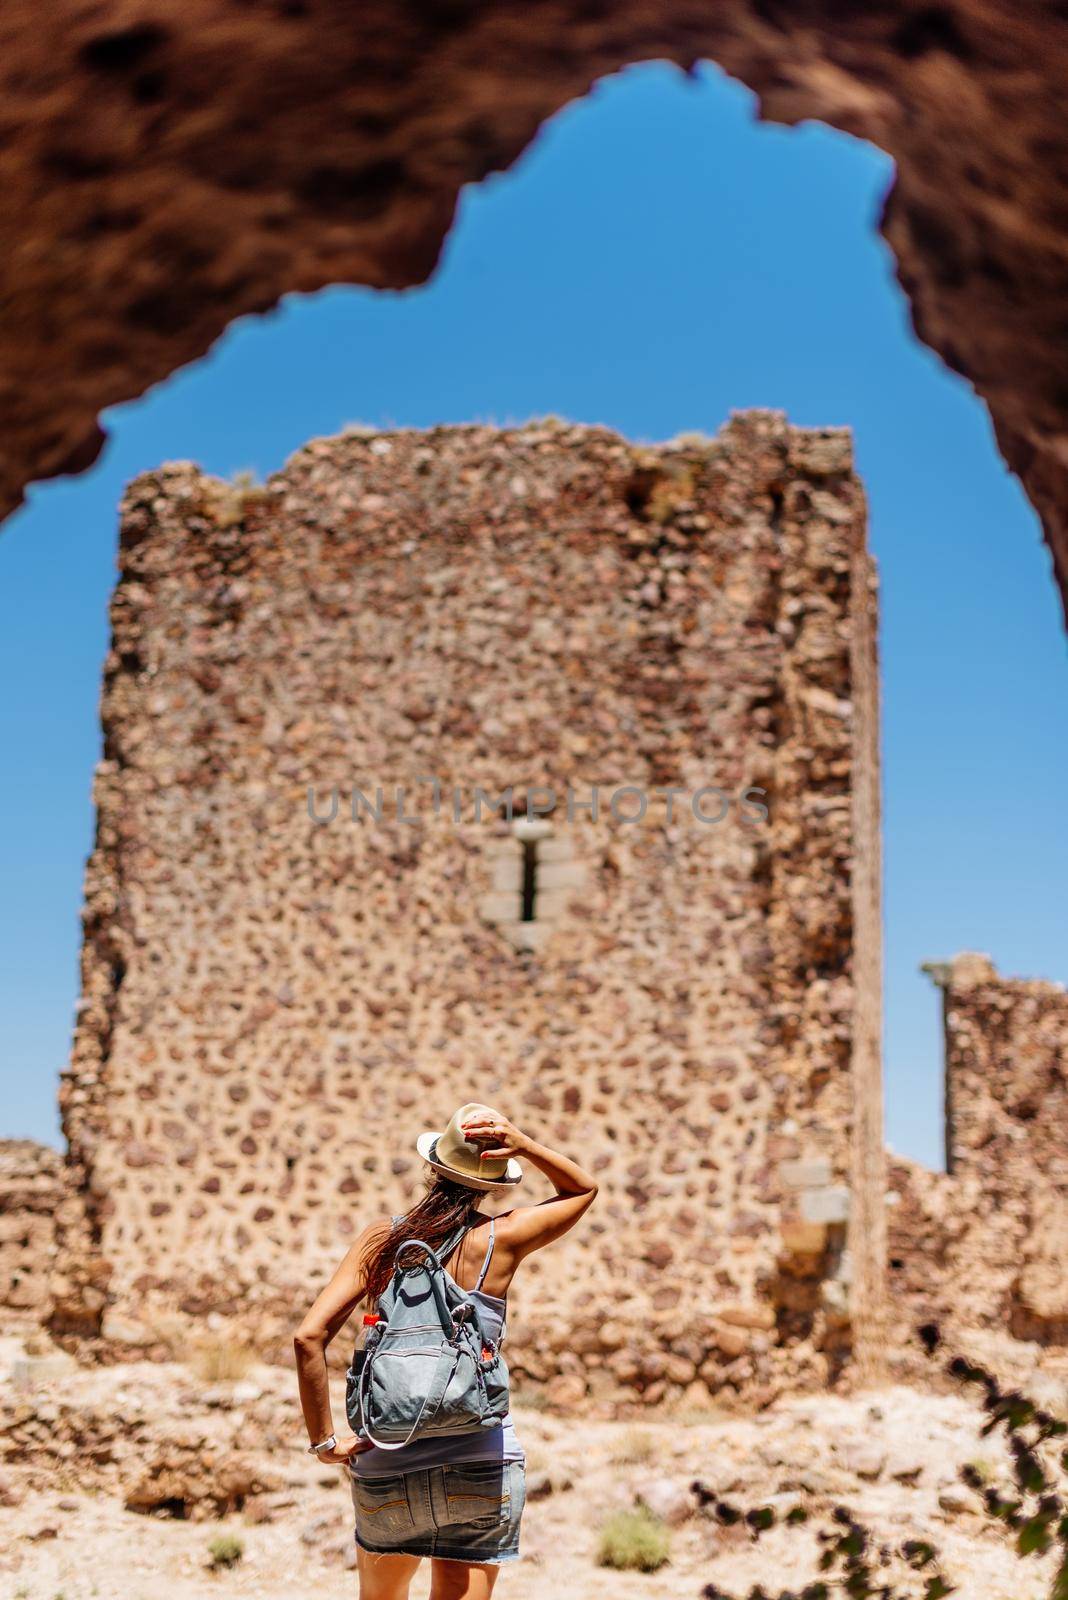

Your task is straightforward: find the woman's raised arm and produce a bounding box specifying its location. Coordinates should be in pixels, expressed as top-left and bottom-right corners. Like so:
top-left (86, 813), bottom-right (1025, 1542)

top-left (459, 1112), bottom-right (599, 1257)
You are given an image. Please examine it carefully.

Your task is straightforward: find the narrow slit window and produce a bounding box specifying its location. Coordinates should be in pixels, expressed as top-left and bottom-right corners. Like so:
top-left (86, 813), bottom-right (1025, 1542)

top-left (480, 814), bottom-right (583, 952)
top-left (520, 837), bottom-right (539, 922)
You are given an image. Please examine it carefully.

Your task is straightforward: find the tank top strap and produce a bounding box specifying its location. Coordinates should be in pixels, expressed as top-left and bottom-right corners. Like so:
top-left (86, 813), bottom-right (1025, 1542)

top-left (474, 1217), bottom-right (496, 1291)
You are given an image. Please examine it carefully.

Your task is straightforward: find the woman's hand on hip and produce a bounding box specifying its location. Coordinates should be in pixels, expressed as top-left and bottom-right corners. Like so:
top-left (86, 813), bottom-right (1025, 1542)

top-left (317, 1429), bottom-right (368, 1465)
top-left (460, 1113), bottom-right (531, 1161)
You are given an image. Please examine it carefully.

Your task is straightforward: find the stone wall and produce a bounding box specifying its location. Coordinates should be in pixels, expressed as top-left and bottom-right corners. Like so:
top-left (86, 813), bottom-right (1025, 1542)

top-left (0, 1141), bottom-right (105, 1339)
top-left (888, 953), bottom-right (1068, 1347)
top-left (0, 1142), bottom-right (64, 1322)
top-left (60, 412), bottom-right (883, 1399)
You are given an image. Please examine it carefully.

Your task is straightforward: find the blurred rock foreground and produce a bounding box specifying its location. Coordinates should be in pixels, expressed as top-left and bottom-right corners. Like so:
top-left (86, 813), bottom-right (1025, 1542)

top-left (1, 1333), bottom-right (1064, 1598)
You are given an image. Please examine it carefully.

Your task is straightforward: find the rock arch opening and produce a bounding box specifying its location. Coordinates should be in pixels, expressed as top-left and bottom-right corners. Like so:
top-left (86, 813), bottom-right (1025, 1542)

top-left (0, 7), bottom-right (1066, 630)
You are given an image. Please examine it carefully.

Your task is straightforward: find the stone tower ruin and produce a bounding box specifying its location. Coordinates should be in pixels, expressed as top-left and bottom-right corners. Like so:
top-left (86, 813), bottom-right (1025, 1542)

top-left (59, 412), bottom-right (883, 1400)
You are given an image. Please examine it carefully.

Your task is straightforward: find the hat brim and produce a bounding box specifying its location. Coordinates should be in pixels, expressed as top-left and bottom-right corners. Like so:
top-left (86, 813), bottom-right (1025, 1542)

top-left (416, 1130), bottom-right (523, 1192)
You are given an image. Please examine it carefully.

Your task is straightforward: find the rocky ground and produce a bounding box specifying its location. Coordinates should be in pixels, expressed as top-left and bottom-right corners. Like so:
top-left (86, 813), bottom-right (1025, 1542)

top-left (1, 1333), bottom-right (1062, 1600)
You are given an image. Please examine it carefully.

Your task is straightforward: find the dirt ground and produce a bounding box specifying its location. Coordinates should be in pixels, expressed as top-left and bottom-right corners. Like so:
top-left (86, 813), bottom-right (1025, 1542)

top-left (2, 1346), bottom-right (1062, 1600)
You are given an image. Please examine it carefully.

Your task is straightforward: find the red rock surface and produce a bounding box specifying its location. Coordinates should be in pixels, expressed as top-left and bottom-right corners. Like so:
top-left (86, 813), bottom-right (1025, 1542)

top-left (1, 4), bottom-right (1067, 622)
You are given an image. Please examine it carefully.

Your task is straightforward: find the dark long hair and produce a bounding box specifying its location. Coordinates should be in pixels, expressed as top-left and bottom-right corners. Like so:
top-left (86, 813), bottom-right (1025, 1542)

top-left (362, 1175), bottom-right (483, 1307)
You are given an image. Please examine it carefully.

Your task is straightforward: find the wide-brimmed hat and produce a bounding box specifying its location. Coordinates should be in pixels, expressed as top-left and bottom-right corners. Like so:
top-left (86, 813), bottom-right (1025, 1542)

top-left (416, 1103), bottom-right (523, 1193)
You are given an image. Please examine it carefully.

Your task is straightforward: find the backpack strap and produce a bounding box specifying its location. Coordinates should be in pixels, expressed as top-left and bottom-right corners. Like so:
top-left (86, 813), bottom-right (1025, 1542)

top-left (437, 1216), bottom-right (496, 1298)
top-left (438, 1221), bottom-right (473, 1271)
top-left (388, 1217), bottom-right (478, 1299)
top-left (389, 1219), bottom-right (466, 1279)
top-left (474, 1218), bottom-right (496, 1292)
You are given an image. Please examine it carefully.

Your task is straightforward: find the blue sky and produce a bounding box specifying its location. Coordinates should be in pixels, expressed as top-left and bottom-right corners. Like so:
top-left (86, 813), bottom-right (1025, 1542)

top-left (1, 62), bottom-right (1065, 1165)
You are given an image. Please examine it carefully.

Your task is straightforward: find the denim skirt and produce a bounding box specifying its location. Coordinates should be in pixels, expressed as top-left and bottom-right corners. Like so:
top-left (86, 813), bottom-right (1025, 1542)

top-left (350, 1460), bottom-right (525, 1564)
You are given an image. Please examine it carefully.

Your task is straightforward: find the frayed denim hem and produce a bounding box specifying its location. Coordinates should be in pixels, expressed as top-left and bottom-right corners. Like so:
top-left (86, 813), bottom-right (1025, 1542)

top-left (353, 1529), bottom-right (521, 1565)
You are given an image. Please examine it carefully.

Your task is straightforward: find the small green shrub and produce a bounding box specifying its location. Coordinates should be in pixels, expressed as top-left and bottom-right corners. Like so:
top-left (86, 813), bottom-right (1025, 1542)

top-left (596, 1507), bottom-right (670, 1572)
top-left (207, 1533), bottom-right (244, 1569)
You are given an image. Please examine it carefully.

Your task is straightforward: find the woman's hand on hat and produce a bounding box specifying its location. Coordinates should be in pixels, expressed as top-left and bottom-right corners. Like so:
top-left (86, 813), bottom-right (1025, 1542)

top-left (460, 1114), bottom-right (530, 1161)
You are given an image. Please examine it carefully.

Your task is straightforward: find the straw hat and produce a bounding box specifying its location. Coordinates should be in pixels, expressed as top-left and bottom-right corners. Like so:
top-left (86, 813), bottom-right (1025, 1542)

top-left (416, 1103), bottom-right (523, 1193)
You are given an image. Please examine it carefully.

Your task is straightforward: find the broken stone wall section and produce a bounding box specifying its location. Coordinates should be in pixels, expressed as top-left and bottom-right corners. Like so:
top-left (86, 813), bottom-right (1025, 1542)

top-left (888, 953), bottom-right (1068, 1351)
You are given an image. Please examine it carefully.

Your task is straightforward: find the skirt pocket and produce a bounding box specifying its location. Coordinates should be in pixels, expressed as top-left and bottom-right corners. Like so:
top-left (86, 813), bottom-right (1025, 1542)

top-left (351, 1472), bottom-right (416, 1540)
top-left (442, 1460), bottom-right (510, 1528)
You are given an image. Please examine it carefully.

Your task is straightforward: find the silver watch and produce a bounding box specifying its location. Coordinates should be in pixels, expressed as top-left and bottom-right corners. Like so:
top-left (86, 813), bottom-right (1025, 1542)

top-left (308, 1433), bottom-right (337, 1455)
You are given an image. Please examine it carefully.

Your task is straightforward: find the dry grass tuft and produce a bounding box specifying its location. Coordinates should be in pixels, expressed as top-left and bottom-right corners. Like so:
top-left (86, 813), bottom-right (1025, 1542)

top-left (610, 1425), bottom-right (657, 1465)
top-left (188, 1336), bottom-right (255, 1383)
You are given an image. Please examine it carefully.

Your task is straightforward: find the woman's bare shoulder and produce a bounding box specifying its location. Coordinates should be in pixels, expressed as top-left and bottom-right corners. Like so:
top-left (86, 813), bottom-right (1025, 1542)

top-left (346, 1215), bottom-right (393, 1262)
top-left (362, 1215), bottom-right (395, 1242)
top-left (487, 1206), bottom-right (524, 1238)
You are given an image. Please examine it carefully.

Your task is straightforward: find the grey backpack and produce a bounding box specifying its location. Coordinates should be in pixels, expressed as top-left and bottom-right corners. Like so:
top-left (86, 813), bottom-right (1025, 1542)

top-left (346, 1218), bottom-right (510, 1450)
